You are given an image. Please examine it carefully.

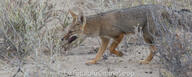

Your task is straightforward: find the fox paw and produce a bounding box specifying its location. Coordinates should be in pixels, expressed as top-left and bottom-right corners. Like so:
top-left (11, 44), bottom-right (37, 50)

top-left (139, 60), bottom-right (150, 64)
top-left (117, 51), bottom-right (124, 57)
top-left (112, 51), bottom-right (124, 57)
top-left (85, 60), bottom-right (97, 65)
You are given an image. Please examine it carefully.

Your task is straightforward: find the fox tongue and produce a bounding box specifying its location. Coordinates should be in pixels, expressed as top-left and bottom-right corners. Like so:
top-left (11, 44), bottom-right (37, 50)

top-left (68, 36), bottom-right (77, 43)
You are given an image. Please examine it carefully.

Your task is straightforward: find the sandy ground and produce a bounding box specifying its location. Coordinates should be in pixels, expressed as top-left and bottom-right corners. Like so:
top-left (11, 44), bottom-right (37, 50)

top-left (57, 38), bottom-right (161, 77)
top-left (0, 36), bottom-right (161, 77)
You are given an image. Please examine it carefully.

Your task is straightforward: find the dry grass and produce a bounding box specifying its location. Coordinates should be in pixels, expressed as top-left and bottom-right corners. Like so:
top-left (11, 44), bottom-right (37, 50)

top-left (0, 0), bottom-right (191, 77)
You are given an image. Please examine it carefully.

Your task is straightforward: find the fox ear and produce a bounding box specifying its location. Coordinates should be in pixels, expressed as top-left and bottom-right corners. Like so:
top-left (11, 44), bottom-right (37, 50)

top-left (69, 10), bottom-right (77, 18)
top-left (79, 15), bottom-right (86, 27)
top-left (69, 10), bottom-right (77, 23)
top-left (78, 8), bottom-right (85, 23)
top-left (80, 16), bottom-right (84, 22)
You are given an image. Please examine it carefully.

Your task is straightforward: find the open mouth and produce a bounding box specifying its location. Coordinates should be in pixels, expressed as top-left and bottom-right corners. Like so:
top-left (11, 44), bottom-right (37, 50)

top-left (68, 36), bottom-right (78, 43)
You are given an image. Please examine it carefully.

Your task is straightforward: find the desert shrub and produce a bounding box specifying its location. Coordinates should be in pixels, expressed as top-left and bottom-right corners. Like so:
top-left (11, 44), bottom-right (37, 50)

top-left (0, 0), bottom-right (70, 76)
top-left (157, 10), bottom-right (192, 77)
top-left (138, 4), bottom-right (192, 77)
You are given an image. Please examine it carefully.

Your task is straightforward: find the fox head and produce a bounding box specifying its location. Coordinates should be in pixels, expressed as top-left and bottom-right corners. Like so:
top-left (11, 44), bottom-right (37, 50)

top-left (62, 10), bottom-right (86, 43)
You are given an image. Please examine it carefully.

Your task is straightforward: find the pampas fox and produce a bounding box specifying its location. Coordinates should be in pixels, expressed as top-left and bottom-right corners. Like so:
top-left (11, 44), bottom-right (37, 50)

top-left (63, 4), bottom-right (169, 65)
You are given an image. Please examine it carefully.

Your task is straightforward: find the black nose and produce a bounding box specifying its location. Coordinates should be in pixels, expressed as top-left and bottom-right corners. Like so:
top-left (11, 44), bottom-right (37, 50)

top-left (61, 38), bottom-right (64, 41)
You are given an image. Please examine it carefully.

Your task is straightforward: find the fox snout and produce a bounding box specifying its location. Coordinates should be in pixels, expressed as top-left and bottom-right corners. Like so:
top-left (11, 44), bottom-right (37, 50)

top-left (62, 33), bottom-right (78, 44)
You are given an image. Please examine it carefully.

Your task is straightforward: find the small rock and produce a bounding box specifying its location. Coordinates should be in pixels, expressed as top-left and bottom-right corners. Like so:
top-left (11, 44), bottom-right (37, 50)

top-left (138, 52), bottom-right (141, 54)
top-left (149, 71), bottom-right (152, 74)
top-left (103, 54), bottom-right (108, 60)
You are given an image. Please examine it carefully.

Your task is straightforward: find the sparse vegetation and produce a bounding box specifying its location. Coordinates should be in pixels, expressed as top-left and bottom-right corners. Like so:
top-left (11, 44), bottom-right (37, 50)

top-left (0, 0), bottom-right (191, 77)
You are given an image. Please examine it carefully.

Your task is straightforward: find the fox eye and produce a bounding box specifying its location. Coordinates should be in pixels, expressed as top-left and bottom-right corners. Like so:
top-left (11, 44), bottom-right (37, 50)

top-left (69, 30), bottom-right (73, 33)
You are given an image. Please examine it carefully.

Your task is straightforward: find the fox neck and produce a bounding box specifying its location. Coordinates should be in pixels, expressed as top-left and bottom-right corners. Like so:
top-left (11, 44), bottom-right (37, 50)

top-left (81, 17), bottom-right (101, 37)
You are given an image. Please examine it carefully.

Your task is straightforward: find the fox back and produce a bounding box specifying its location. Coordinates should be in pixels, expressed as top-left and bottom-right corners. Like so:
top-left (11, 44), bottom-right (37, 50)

top-left (64, 4), bottom-right (169, 43)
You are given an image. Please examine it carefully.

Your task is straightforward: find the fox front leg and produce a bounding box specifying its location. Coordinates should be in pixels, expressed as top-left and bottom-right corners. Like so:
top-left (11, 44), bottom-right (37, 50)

top-left (109, 33), bottom-right (124, 57)
top-left (86, 37), bottom-right (109, 65)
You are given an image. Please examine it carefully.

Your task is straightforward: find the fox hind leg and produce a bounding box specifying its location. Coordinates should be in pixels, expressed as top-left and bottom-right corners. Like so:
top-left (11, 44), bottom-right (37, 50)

top-left (109, 33), bottom-right (124, 57)
top-left (140, 28), bottom-right (157, 64)
top-left (140, 45), bottom-right (156, 64)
